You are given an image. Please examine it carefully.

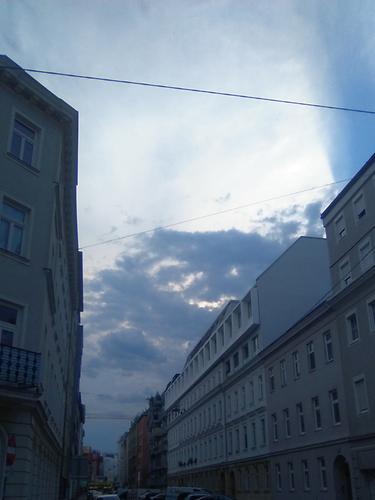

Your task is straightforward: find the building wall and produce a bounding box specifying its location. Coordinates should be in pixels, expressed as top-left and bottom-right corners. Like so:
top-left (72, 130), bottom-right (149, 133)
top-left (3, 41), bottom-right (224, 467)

top-left (256, 237), bottom-right (331, 347)
top-left (322, 156), bottom-right (375, 499)
top-left (166, 239), bottom-right (332, 496)
top-left (0, 56), bottom-right (82, 500)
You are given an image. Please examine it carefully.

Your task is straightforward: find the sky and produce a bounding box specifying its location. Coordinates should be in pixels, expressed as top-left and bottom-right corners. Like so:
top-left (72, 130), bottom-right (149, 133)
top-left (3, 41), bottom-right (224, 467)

top-left (1, 0), bottom-right (375, 452)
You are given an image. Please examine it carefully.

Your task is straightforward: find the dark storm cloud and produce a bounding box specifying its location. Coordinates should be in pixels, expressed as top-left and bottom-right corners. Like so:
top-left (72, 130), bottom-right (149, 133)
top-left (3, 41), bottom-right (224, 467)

top-left (84, 230), bottom-right (289, 378)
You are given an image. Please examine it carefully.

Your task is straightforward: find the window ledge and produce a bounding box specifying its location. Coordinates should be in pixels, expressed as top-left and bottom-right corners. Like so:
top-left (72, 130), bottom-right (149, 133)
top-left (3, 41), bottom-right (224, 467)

top-left (6, 152), bottom-right (40, 175)
top-left (0, 248), bottom-right (30, 265)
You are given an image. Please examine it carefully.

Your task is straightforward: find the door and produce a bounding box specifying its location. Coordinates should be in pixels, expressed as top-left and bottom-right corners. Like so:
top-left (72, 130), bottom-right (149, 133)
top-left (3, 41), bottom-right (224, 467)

top-left (334, 455), bottom-right (353, 500)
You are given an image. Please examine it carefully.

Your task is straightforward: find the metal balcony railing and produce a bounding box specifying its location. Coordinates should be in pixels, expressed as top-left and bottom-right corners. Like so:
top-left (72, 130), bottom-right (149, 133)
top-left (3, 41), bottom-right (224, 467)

top-left (0, 344), bottom-right (41, 387)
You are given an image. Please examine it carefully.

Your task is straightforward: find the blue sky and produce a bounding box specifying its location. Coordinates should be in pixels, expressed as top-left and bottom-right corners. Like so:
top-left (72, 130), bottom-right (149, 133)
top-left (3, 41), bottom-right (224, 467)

top-left (1, 0), bottom-right (374, 451)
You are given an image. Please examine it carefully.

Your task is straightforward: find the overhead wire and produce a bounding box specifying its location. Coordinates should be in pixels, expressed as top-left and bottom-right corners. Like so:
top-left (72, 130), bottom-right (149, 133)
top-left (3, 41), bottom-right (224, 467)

top-left (1, 65), bottom-right (375, 115)
top-left (79, 179), bottom-right (350, 250)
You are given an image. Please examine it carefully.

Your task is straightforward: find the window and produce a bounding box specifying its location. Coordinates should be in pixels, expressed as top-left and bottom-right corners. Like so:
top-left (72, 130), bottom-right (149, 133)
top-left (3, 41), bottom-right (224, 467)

top-left (246, 298), bottom-right (252, 319)
top-left (10, 116), bottom-right (38, 167)
top-left (268, 367), bottom-right (275, 392)
top-left (205, 343), bottom-right (210, 362)
top-left (225, 360), bottom-right (231, 375)
top-left (312, 396), bottom-right (322, 430)
top-left (367, 297), bottom-right (375, 332)
top-left (233, 352), bottom-right (239, 368)
top-left (275, 464), bottom-right (282, 491)
top-left (219, 326), bottom-right (224, 346)
top-left (272, 413), bottom-right (278, 441)
top-left (335, 214), bottom-right (346, 239)
top-left (302, 460), bottom-right (310, 490)
top-left (234, 391), bottom-right (239, 413)
top-left (218, 400), bottom-right (222, 420)
top-left (323, 331), bottom-right (334, 362)
top-left (346, 312), bottom-right (359, 343)
top-left (307, 341), bottom-right (316, 370)
top-left (242, 343), bottom-right (249, 360)
top-left (318, 457), bottom-right (328, 490)
top-left (359, 238), bottom-right (373, 272)
top-left (241, 386), bottom-right (246, 409)
top-left (243, 425), bottom-right (248, 450)
top-left (353, 375), bottom-right (369, 414)
top-left (0, 199), bottom-right (28, 256)
top-left (228, 431), bottom-right (233, 455)
top-left (329, 389), bottom-right (341, 425)
top-left (292, 351), bottom-right (301, 378)
top-left (353, 192), bottom-right (366, 220)
top-left (225, 318), bottom-right (232, 339)
top-left (280, 359), bottom-right (287, 386)
top-left (212, 334), bottom-right (217, 354)
top-left (297, 403), bottom-right (305, 434)
top-left (339, 259), bottom-right (352, 287)
top-left (283, 408), bottom-right (291, 438)
top-left (258, 375), bottom-right (263, 400)
top-left (251, 335), bottom-right (259, 355)
top-left (261, 418), bottom-right (266, 445)
top-left (288, 462), bottom-right (295, 491)
top-left (249, 380), bottom-right (254, 405)
top-left (235, 306), bottom-right (241, 329)
top-left (235, 429), bottom-right (240, 453)
top-left (0, 303), bottom-right (19, 346)
top-left (251, 421), bottom-right (257, 448)
top-left (227, 395), bottom-right (232, 417)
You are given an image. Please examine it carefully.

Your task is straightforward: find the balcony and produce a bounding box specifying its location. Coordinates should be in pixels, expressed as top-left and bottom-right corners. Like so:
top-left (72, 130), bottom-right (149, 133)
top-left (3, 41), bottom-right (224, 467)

top-left (0, 344), bottom-right (41, 387)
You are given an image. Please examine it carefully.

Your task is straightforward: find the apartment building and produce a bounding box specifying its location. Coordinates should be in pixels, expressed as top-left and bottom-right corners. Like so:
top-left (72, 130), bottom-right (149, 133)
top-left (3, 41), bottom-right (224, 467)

top-left (164, 153), bottom-right (375, 500)
top-left (264, 154), bottom-right (375, 499)
top-left (148, 393), bottom-right (168, 489)
top-left (165, 237), bottom-right (331, 499)
top-left (321, 153), bottom-right (375, 498)
top-left (0, 56), bottom-right (83, 499)
top-left (118, 432), bottom-right (129, 487)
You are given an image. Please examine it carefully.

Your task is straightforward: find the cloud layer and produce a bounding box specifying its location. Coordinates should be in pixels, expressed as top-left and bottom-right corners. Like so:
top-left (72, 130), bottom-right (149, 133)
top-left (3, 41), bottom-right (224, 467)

top-left (81, 202), bottom-right (323, 448)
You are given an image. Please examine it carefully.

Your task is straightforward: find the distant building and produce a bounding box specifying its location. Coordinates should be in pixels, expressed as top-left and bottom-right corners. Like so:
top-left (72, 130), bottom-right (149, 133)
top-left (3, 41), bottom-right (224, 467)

top-left (137, 412), bottom-right (150, 488)
top-left (0, 55), bottom-right (84, 499)
top-left (127, 419), bottom-right (138, 488)
top-left (103, 453), bottom-right (118, 483)
top-left (118, 432), bottom-right (129, 487)
top-left (148, 393), bottom-right (168, 488)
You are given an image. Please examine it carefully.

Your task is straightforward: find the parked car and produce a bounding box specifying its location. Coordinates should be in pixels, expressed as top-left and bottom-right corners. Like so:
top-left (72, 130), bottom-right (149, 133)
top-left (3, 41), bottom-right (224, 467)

top-left (165, 487), bottom-right (210, 500)
top-left (96, 495), bottom-right (120, 500)
top-left (149, 494), bottom-right (166, 500)
top-left (140, 491), bottom-right (161, 500)
top-left (185, 494), bottom-right (208, 500)
top-left (199, 496), bottom-right (233, 500)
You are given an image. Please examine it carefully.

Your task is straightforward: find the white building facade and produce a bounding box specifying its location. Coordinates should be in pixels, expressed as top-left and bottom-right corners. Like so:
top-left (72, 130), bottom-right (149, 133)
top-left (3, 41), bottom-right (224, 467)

top-left (165, 237), bottom-right (331, 499)
top-left (0, 56), bottom-right (83, 499)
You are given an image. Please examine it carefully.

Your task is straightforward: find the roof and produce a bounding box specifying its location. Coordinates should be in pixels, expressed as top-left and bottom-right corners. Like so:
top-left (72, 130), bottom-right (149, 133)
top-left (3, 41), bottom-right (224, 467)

top-left (321, 152), bottom-right (375, 218)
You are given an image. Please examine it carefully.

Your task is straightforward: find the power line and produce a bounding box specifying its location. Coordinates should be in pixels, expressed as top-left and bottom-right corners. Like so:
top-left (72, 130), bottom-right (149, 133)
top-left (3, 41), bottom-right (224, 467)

top-left (2, 65), bottom-right (375, 115)
top-left (79, 179), bottom-right (349, 250)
